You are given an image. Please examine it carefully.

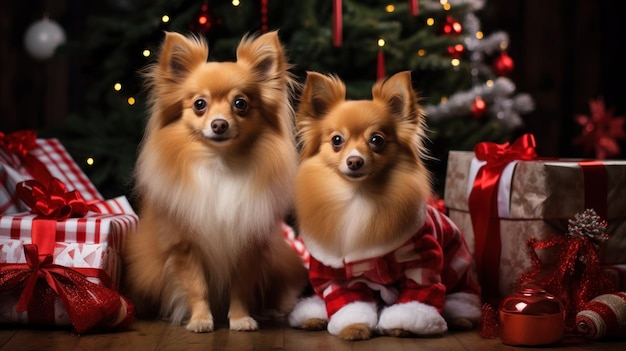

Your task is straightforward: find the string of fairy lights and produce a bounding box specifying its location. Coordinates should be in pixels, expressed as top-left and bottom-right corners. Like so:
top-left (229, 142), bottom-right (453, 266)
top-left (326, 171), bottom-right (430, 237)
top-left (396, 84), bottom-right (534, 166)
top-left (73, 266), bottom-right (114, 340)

top-left (109, 0), bottom-right (532, 134)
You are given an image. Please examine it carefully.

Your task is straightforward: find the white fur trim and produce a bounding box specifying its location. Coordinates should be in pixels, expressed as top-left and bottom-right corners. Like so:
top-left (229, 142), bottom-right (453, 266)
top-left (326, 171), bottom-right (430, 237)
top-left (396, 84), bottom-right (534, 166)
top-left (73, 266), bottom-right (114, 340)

top-left (327, 301), bottom-right (377, 336)
top-left (377, 301), bottom-right (447, 335)
top-left (442, 292), bottom-right (482, 322)
top-left (301, 201), bottom-right (428, 267)
top-left (288, 296), bottom-right (328, 328)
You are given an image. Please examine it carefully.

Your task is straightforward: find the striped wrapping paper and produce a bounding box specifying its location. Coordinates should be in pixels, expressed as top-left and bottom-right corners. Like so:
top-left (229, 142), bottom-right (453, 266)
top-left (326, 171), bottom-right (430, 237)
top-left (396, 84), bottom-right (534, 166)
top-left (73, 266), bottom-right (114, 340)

top-left (0, 196), bottom-right (136, 252)
top-left (0, 197), bottom-right (137, 328)
top-left (1, 138), bottom-right (102, 214)
top-left (0, 137), bottom-right (137, 328)
top-left (0, 196), bottom-right (137, 286)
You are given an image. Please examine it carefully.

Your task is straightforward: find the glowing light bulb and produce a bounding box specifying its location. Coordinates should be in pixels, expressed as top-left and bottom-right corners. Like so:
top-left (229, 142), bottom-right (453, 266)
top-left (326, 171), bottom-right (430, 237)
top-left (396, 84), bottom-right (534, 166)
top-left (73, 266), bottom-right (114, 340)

top-left (114, 83), bottom-right (122, 91)
top-left (476, 31), bottom-right (484, 39)
top-left (86, 157), bottom-right (95, 166)
top-left (128, 97), bottom-right (136, 105)
top-left (162, 15), bottom-right (170, 23)
top-left (143, 49), bottom-right (150, 57)
top-left (443, 3), bottom-right (451, 10)
top-left (426, 18), bottom-right (435, 26)
top-left (385, 4), bottom-right (395, 12)
top-left (232, 0), bottom-right (240, 6)
top-left (451, 58), bottom-right (460, 66)
top-left (417, 49), bottom-right (426, 56)
top-left (378, 39), bottom-right (385, 47)
top-left (486, 80), bottom-right (494, 87)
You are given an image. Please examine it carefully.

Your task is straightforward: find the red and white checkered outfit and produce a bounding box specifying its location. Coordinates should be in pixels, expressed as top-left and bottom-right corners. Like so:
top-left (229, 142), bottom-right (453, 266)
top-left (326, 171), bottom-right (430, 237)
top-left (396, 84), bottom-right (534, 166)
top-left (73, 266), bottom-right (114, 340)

top-left (307, 205), bottom-right (480, 318)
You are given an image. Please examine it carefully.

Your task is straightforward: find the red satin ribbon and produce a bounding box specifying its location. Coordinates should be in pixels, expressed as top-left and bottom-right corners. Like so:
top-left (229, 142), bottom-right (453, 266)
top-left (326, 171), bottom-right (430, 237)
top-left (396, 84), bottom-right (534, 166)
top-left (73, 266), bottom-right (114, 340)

top-left (15, 178), bottom-right (100, 256)
top-left (0, 130), bottom-right (53, 185)
top-left (332, 0), bottom-right (342, 47)
top-left (16, 178), bottom-right (100, 220)
top-left (0, 244), bottom-right (127, 333)
top-left (578, 161), bottom-right (608, 219)
top-left (468, 134), bottom-right (537, 303)
top-left (409, 0), bottom-right (419, 16)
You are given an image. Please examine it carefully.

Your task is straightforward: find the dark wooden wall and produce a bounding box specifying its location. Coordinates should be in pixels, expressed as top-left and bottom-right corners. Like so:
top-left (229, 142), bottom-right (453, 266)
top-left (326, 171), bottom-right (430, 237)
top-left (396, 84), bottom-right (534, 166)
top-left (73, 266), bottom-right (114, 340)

top-left (1, 0), bottom-right (625, 158)
top-left (484, 0), bottom-right (625, 157)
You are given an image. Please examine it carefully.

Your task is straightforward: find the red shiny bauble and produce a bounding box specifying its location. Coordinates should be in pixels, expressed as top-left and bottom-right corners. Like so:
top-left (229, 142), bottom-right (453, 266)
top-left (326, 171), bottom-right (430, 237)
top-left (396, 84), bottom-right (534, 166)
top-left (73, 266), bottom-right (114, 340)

top-left (493, 51), bottom-right (514, 76)
top-left (447, 43), bottom-right (464, 58)
top-left (471, 96), bottom-right (486, 118)
top-left (192, 4), bottom-right (212, 33)
top-left (440, 15), bottom-right (462, 35)
top-left (499, 285), bottom-right (565, 346)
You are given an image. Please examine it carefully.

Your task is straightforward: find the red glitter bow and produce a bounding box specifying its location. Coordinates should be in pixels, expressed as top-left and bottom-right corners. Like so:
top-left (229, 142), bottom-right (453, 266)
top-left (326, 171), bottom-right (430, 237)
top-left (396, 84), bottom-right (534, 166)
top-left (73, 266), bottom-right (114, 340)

top-left (516, 235), bottom-right (615, 332)
top-left (16, 178), bottom-right (100, 220)
top-left (0, 244), bottom-right (133, 333)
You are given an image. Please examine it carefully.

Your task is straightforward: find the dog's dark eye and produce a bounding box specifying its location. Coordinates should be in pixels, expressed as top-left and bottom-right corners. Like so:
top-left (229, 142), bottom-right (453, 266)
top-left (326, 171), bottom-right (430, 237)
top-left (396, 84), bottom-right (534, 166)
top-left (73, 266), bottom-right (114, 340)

top-left (232, 97), bottom-right (248, 115)
top-left (193, 98), bottom-right (207, 116)
top-left (369, 133), bottom-right (385, 152)
top-left (331, 135), bottom-right (344, 151)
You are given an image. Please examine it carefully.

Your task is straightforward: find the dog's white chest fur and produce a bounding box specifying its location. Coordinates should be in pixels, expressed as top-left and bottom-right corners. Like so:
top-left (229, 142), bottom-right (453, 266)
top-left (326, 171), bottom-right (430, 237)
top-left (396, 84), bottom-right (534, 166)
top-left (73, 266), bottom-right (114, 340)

top-left (302, 189), bottom-right (417, 268)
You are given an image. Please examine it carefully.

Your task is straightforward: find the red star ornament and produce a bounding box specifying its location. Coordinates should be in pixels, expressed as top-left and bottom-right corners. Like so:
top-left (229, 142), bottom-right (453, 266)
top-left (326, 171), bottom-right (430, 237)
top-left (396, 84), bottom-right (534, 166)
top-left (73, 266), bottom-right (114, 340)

top-left (573, 98), bottom-right (626, 159)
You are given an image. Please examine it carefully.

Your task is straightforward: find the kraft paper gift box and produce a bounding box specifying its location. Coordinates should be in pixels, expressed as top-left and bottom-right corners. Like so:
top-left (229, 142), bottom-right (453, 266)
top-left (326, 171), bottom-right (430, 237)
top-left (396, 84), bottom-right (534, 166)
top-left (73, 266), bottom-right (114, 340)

top-left (603, 264), bottom-right (626, 291)
top-left (444, 145), bottom-right (626, 300)
top-left (0, 131), bottom-right (137, 331)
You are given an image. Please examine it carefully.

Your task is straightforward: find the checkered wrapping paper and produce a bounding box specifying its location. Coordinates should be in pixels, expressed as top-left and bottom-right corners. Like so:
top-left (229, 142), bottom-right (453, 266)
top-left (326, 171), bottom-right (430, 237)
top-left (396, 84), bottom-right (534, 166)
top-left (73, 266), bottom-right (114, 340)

top-left (1, 138), bottom-right (102, 215)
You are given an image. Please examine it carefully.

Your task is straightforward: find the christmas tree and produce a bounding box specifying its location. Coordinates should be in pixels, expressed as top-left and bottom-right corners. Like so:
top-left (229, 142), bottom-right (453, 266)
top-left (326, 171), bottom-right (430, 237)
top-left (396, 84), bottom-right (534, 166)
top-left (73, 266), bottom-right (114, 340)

top-left (52, 0), bottom-right (533, 198)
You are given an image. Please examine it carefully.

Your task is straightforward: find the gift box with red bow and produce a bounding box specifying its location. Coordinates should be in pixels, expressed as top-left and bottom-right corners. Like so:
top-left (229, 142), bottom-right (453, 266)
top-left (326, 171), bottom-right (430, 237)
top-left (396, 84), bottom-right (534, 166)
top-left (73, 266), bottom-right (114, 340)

top-left (0, 130), bottom-right (137, 333)
top-left (443, 134), bottom-right (626, 302)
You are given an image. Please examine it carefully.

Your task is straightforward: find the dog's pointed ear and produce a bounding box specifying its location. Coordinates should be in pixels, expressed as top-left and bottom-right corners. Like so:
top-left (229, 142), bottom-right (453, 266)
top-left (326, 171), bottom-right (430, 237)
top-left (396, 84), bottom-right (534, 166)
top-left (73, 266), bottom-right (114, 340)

top-left (373, 71), bottom-right (428, 159)
top-left (296, 72), bottom-right (346, 159)
top-left (298, 72), bottom-right (346, 121)
top-left (158, 32), bottom-right (208, 82)
top-left (236, 31), bottom-right (287, 81)
top-left (372, 71), bottom-right (420, 124)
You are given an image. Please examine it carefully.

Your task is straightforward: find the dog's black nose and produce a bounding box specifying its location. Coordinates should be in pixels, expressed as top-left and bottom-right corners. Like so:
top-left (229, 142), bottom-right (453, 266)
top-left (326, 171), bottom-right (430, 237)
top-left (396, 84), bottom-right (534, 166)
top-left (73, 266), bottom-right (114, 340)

top-left (211, 119), bottom-right (229, 135)
top-left (346, 156), bottom-right (364, 170)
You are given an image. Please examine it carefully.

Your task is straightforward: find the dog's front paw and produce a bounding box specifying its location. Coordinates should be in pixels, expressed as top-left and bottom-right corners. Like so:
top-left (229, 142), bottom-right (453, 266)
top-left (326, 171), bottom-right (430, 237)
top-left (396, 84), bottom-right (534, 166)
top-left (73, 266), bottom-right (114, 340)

top-left (378, 301), bottom-right (447, 337)
top-left (288, 295), bottom-right (329, 330)
top-left (230, 316), bottom-right (259, 331)
top-left (328, 301), bottom-right (377, 341)
top-left (186, 317), bottom-right (214, 333)
top-left (442, 292), bottom-right (482, 330)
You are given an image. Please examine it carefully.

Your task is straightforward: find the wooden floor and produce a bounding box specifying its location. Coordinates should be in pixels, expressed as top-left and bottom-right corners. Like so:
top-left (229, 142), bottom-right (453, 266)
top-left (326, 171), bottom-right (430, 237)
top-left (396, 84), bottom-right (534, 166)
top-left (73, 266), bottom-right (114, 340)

top-left (1, 319), bottom-right (625, 351)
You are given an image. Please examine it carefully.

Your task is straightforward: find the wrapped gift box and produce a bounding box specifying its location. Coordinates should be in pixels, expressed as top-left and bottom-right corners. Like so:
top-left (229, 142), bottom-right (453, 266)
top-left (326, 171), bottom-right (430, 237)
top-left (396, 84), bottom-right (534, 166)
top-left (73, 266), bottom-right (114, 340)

top-left (444, 150), bottom-right (626, 298)
top-left (1, 133), bottom-right (102, 214)
top-left (603, 264), bottom-right (626, 291)
top-left (0, 132), bottom-right (137, 331)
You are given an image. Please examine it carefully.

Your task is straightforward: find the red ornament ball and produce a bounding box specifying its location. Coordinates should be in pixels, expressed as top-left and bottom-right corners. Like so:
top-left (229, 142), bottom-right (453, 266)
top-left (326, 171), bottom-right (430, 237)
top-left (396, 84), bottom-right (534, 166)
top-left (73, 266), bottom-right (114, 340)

top-left (441, 15), bottom-right (462, 35)
top-left (447, 44), bottom-right (465, 59)
top-left (493, 51), bottom-right (514, 76)
top-left (192, 4), bottom-right (213, 33)
top-left (471, 97), bottom-right (487, 118)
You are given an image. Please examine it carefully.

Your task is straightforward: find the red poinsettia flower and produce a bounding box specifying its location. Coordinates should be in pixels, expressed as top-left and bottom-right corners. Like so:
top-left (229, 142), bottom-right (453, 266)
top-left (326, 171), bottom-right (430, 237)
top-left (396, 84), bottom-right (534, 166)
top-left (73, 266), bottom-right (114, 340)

top-left (573, 98), bottom-right (626, 159)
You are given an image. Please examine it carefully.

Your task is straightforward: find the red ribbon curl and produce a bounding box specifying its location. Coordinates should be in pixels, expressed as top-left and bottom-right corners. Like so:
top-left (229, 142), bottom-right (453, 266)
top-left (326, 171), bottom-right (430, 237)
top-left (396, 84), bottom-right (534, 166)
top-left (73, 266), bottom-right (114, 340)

top-left (468, 133), bottom-right (537, 303)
